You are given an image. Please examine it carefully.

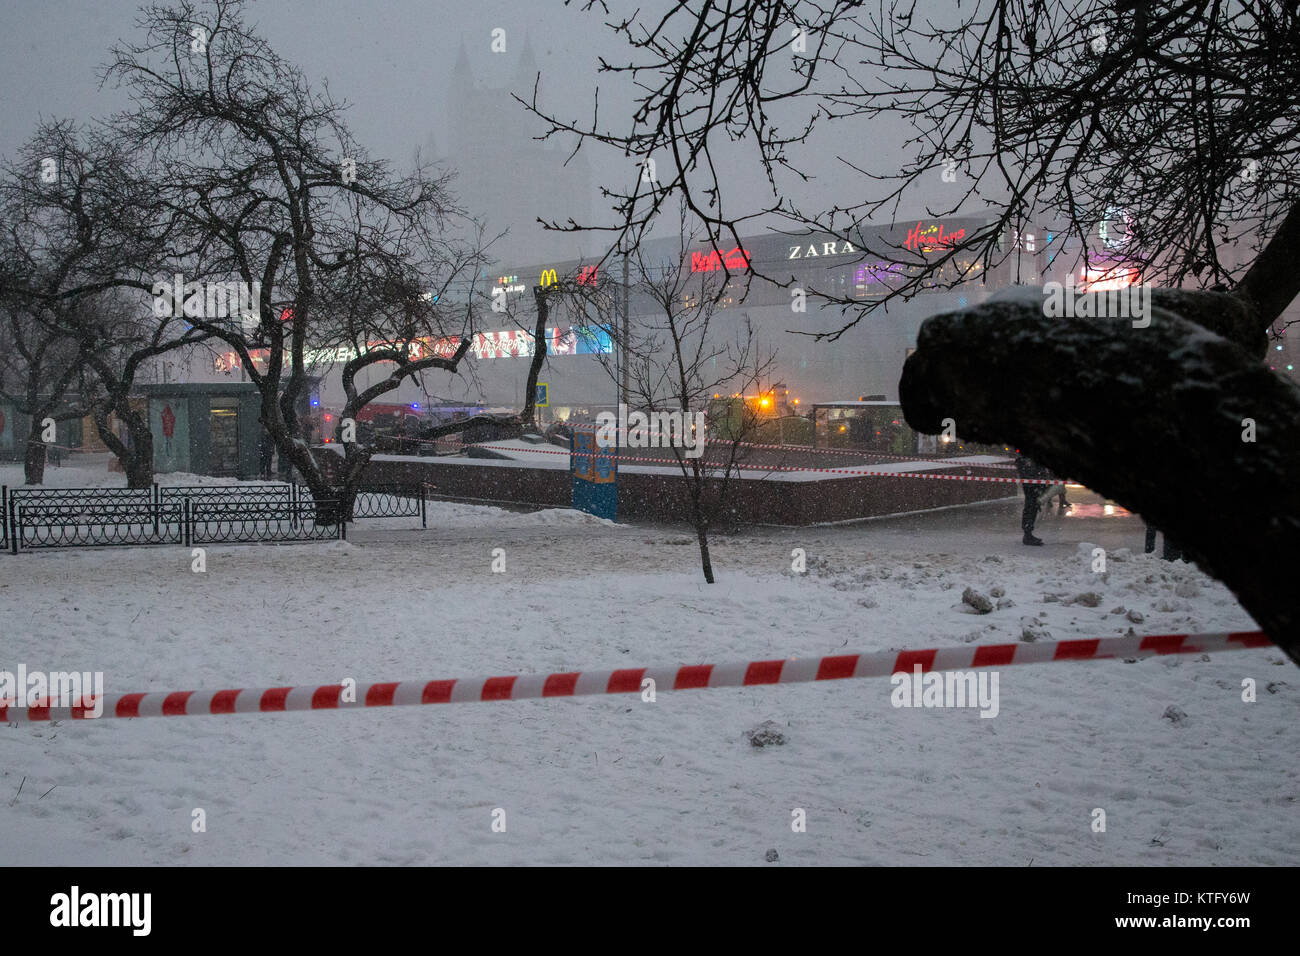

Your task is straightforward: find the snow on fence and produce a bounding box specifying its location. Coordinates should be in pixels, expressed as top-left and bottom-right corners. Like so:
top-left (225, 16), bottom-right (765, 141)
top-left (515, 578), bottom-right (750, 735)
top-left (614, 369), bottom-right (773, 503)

top-left (0, 629), bottom-right (1270, 722)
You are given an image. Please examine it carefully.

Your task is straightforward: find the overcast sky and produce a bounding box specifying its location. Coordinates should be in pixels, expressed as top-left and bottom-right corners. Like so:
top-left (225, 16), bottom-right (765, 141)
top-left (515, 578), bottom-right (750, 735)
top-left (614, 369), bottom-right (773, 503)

top-left (0, 0), bottom-right (971, 268)
top-left (0, 0), bottom-right (593, 154)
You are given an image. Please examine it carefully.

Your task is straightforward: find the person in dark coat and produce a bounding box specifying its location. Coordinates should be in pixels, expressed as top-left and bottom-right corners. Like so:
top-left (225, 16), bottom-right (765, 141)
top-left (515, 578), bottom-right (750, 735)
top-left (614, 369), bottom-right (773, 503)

top-left (1015, 453), bottom-right (1051, 545)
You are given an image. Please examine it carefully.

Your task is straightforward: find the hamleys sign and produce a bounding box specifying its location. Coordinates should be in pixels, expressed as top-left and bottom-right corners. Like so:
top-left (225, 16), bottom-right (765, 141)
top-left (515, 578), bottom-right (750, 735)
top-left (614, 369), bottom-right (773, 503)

top-left (902, 221), bottom-right (967, 252)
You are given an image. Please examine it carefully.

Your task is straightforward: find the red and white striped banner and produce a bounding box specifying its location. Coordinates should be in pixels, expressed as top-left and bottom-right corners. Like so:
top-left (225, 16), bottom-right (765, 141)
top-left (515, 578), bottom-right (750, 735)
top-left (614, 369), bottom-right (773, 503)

top-left (710, 437), bottom-right (1020, 467)
top-left (444, 440), bottom-right (1063, 484)
top-left (0, 630), bottom-right (1269, 722)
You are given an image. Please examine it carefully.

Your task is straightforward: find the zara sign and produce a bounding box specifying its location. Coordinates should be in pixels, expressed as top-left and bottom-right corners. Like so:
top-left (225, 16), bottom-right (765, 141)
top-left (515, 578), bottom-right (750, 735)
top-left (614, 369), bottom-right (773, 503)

top-left (787, 239), bottom-right (858, 260)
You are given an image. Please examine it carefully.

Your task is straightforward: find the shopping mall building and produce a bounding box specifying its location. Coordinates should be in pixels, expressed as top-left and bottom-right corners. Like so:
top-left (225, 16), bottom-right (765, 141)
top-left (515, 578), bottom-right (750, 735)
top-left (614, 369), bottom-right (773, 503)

top-left (303, 213), bottom-right (1043, 423)
top-left (42, 211), bottom-right (1289, 475)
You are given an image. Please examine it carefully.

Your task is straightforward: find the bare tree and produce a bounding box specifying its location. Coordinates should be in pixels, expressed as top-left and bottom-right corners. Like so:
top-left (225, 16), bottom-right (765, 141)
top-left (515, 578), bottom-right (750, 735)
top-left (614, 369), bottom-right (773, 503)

top-left (565, 208), bottom-right (776, 582)
top-left (0, 298), bottom-right (94, 484)
top-left (0, 121), bottom-right (198, 486)
top-left (523, 284), bottom-right (563, 430)
top-left (318, 249), bottom-right (482, 516)
top-left (529, 2), bottom-right (1300, 337)
top-left (526, 0), bottom-right (1300, 662)
top-left (104, 0), bottom-right (490, 520)
top-left (78, 289), bottom-right (214, 488)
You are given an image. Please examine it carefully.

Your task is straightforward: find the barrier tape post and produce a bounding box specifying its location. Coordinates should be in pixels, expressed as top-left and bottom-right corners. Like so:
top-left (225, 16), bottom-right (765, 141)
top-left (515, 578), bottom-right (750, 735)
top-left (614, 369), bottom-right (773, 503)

top-left (0, 630), bottom-right (1270, 722)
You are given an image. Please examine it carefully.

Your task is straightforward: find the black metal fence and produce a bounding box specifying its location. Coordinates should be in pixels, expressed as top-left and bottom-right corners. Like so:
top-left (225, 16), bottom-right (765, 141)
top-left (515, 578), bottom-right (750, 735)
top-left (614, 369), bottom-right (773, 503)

top-left (160, 483), bottom-right (296, 507)
top-left (1, 482), bottom-right (428, 553)
top-left (348, 485), bottom-right (428, 524)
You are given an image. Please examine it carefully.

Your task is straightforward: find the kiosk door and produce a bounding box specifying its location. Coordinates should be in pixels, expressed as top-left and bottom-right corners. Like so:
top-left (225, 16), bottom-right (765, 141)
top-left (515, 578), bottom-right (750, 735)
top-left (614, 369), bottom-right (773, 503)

top-left (209, 398), bottom-right (240, 476)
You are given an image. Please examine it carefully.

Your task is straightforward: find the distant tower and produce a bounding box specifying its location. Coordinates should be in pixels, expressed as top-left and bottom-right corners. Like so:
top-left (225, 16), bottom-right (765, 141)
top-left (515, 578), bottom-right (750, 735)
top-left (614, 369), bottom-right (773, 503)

top-left (438, 35), bottom-right (593, 264)
top-left (446, 37), bottom-right (476, 158)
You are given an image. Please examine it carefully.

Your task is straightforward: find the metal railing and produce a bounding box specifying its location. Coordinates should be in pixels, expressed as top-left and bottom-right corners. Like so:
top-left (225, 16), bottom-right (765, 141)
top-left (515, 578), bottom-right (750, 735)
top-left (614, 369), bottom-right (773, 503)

top-left (11, 500), bottom-right (185, 550)
top-left (1, 481), bottom-right (428, 547)
top-left (350, 484), bottom-right (428, 525)
top-left (160, 483), bottom-right (296, 506)
top-left (186, 499), bottom-right (344, 546)
top-left (0, 482), bottom-right (434, 552)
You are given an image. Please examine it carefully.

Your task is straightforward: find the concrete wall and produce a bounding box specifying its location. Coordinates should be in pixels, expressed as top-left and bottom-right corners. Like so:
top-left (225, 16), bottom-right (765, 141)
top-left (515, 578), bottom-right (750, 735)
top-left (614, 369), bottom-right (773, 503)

top-left (315, 449), bottom-right (1016, 526)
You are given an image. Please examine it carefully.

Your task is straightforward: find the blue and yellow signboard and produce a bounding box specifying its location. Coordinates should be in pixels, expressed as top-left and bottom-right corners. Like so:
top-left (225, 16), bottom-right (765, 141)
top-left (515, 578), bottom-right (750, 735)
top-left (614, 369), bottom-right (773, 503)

top-left (571, 429), bottom-right (617, 521)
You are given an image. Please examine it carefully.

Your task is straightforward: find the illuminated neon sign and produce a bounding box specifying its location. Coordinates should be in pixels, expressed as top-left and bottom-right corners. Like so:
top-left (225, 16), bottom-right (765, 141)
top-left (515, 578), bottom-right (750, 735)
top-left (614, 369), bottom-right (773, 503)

top-left (690, 247), bottom-right (751, 273)
top-left (462, 326), bottom-right (613, 360)
top-left (787, 240), bottom-right (857, 260)
top-left (903, 222), bottom-right (966, 253)
top-left (855, 261), bottom-right (907, 285)
top-left (297, 326), bottom-right (614, 367)
top-left (1079, 266), bottom-right (1139, 292)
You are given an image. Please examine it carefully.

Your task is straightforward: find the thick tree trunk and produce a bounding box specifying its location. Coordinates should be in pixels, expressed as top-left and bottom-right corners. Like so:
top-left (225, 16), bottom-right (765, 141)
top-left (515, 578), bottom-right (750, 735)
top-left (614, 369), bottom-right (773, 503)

top-left (258, 401), bottom-right (343, 524)
top-left (899, 291), bottom-right (1300, 665)
top-left (92, 402), bottom-right (155, 489)
top-left (23, 433), bottom-right (47, 485)
top-left (122, 410), bottom-right (154, 490)
top-left (336, 442), bottom-right (374, 522)
top-left (1236, 200), bottom-right (1300, 334)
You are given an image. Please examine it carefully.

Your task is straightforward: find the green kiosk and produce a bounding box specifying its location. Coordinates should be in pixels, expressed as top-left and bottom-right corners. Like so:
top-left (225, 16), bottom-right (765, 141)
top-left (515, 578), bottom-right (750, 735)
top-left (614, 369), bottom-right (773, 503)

top-left (139, 383), bottom-right (263, 479)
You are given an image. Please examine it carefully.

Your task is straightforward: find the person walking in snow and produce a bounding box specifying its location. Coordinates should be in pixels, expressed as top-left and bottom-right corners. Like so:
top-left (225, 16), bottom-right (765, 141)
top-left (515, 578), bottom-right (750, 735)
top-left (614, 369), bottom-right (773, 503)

top-left (1015, 452), bottom-right (1051, 546)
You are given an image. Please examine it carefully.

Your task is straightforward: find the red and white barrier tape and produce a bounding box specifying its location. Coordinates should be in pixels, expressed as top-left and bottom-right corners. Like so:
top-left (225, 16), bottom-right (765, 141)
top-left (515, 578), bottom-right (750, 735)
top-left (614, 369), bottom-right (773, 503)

top-left (410, 431), bottom-right (1017, 468)
top-left (709, 437), bottom-right (1019, 467)
top-left (0, 630), bottom-right (1269, 722)
top-left (392, 435), bottom-right (1053, 483)
top-left (471, 442), bottom-right (1064, 484)
top-left (565, 422), bottom-right (1017, 465)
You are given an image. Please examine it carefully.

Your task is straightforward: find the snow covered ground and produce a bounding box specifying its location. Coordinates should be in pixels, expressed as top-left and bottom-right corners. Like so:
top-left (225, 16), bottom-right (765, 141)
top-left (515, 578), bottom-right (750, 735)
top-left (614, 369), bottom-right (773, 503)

top-left (0, 462), bottom-right (1295, 865)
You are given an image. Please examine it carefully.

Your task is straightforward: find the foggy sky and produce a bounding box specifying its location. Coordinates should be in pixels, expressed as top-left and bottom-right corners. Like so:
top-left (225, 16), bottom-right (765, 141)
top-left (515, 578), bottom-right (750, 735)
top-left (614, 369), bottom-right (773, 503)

top-left (0, 0), bottom-right (969, 269)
